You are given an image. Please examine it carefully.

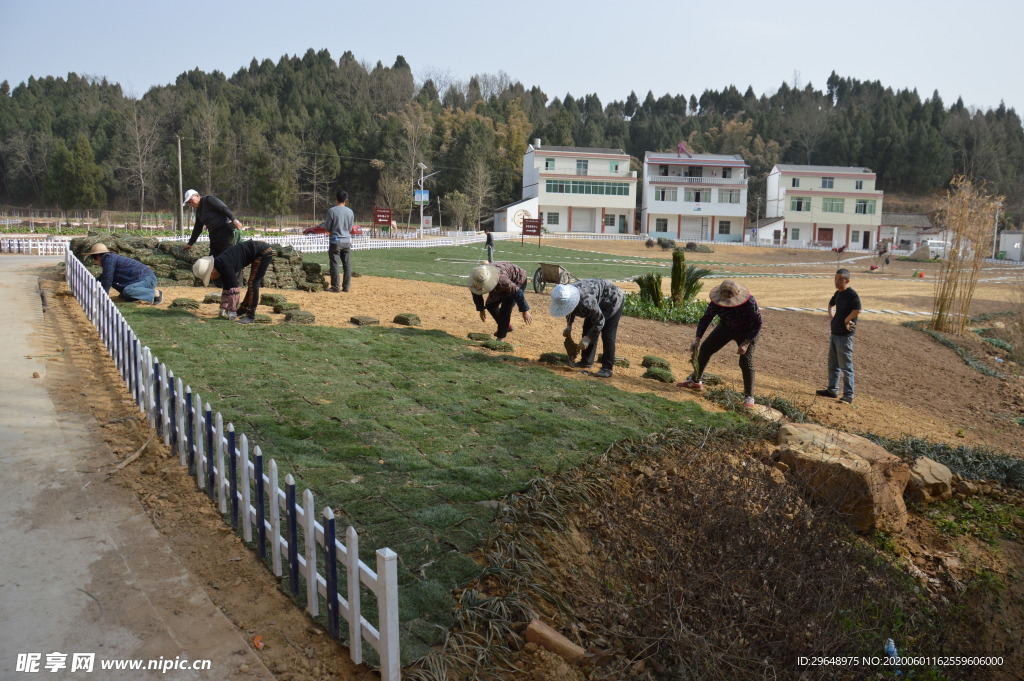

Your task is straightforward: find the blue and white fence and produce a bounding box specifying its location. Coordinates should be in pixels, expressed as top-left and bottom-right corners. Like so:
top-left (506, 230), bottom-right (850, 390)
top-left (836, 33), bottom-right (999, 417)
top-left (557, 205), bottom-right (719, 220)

top-left (64, 250), bottom-right (402, 680)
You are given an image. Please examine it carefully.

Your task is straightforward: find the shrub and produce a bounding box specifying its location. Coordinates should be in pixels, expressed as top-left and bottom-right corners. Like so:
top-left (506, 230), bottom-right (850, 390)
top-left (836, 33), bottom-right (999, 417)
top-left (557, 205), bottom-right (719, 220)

top-left (656, 237), bottom-right (675, 250)
top-left (635, 273), bottom-right (664, 306)
top-left (623, 293), bottom-right (707, 324)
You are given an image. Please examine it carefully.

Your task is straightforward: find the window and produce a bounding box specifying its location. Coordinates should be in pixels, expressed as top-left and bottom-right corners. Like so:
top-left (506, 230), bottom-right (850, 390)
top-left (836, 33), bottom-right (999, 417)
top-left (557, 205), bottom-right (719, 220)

top-left (719, 189), bottom-right (740, 204)
top-left (855, 180), bottom-right (863, 190)
top-left (855, 199), bottom-right (876, 215)
top-left (791, 228), bottom-right (800, 240)
top-left (722, 167), bottom-right (732, 179)
top-left (719, 221), bottom-right (731, 235)
top-left (852, 231), bottom-right (860, 243)
top-left (604, 214), bottom-right (616, 227)
top-left (821, 177), bottom-right (834, 188)
top-left (822, 198), bottom-right (845, 213)
top-left (576, 159), bottom-right (588, 176)
top-left (545, 179), bottom-right (630, 195)
top-left (686, 166), bottom-right (703, 178)
top-left (544, 158), bottom-right (555, 170)
top-left (789, 196), bottom-right (811, 212)
top-left (684, 188), bottom-right (711, 202)
top-left (546, 212), bottom-right (559, 226)
top-left (659, 165), bottom-right (668, 176)
top-left (655, 218), bottom-right (668, 231)
top-left (791, 177), bottom-right (800, 188)
top-left (654, 187), bottom-right (678, 201)
top-left (609, 161), bottom-right (619, 173)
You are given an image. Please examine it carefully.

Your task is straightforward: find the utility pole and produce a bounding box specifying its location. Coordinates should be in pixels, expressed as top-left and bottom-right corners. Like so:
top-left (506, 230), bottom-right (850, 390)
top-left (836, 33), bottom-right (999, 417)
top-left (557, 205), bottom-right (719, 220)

top-left (176, 135), bottom-right (184, 236)
top-left (417, 163), bottom-right (425, 239)
top-left (992, 201), bottom-right (1002, 259)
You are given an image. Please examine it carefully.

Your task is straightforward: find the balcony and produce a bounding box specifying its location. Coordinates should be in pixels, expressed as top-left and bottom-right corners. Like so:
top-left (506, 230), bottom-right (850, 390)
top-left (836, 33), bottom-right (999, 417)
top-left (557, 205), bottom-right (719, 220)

top-left (647, 175), bottom-right (745, 186)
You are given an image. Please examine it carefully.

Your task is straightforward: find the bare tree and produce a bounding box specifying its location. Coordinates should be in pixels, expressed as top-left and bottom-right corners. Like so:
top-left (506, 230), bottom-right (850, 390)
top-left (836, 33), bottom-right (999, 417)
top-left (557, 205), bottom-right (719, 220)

top-left (444, 190), bottom-right (473, 230)
top-left (300, 141), bottom-right (340, 219)
top-left (463, 156), bottom-right (494, 229)
top-left (376, 171), bottom-right (412, 227)
top-left (785, 96), bottom-right (831, 165)
top-left (188, 97), bottom-right (221, 191)
top-left (115, 99), bottom-right (162, 226)
top-left (2, 131), bottom-right (53, 202)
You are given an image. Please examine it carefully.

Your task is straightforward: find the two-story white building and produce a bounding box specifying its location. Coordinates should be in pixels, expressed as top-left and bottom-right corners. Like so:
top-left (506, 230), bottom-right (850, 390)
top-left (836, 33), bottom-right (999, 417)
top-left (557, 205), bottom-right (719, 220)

top-left (640, 152), bottom-right (750, 243)
top-left (765, 164), bottom-right (883, 250)
top-left (522, 139), bottom-right (637, 234)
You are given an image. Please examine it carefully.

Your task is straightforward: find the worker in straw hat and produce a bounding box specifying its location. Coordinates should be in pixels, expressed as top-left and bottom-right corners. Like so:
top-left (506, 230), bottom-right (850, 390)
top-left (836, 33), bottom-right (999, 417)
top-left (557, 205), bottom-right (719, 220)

top-left (549, 279), bottom-right (624, 379)
top-left (192, 240), bottom-right (274, 324)
top-left (85, 243), bottom-right (162, 305)
top-left (467, 261), bottom-right (532, 340)
top-left (678, 280), bottom-right (762, 408)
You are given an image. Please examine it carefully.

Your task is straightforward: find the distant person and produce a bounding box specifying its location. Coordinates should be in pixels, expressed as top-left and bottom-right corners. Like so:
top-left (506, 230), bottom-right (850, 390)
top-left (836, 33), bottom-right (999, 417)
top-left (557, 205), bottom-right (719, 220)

top-left (678, 280), bottom-right (762, 408)
top-left (325, 190), bottom-right (354, 293)
top-left (181, 189), bottom-right (243, 257)
top-left (467, 262), bottom-right (532, 340)
top-left (816, 269), bottom-right (861, 404)
top-left (192, 240), bottom-right (275, 324)
top-left (549, 279), bottom-right (624, 379)
top-left (86, 243), bottom-right (163, 304)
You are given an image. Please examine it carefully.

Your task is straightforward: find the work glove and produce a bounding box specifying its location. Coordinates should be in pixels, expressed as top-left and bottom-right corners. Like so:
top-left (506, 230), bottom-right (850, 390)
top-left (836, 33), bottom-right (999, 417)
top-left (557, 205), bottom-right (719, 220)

top-left (578, 337), bottom-right (591, 351)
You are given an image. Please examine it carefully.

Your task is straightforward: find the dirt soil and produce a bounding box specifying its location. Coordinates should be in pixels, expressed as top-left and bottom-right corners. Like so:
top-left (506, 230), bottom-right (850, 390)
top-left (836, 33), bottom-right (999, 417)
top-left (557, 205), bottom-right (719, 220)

top-left (153, 240), bottom-right (1023, 455)
top-left (39, 272), bottom-right (373, 681)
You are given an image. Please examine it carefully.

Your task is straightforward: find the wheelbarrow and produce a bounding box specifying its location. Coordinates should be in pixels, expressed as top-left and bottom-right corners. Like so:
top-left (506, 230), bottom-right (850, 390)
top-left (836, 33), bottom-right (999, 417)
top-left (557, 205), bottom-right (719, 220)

top-left (532, 262), bottom-right (577, 294)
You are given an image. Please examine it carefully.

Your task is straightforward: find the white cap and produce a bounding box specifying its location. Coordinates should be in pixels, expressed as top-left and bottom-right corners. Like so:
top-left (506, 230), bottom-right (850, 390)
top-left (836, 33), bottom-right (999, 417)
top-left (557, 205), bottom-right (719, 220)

top-left (549, 283), bottom-right (580, 317)
top-left (182, 189), bottom-right (199, 206)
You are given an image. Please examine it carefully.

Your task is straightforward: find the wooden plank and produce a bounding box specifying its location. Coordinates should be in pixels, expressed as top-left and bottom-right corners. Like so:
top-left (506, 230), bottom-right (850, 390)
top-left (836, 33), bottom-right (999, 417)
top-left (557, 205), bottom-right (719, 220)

top-left (304, 489), bottom-right (318, 617)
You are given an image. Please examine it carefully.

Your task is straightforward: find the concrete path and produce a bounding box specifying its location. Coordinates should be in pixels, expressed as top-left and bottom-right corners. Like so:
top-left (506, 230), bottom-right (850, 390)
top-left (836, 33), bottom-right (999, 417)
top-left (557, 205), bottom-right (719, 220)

top-left (0, 256), bottom-right (273, 680)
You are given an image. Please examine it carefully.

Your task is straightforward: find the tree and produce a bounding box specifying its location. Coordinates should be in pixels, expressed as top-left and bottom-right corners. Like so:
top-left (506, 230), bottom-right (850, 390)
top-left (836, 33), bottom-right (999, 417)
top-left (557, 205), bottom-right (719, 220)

top-left (375, 170), bottom-right (412, 223)
top-left (45, 134), bottom-right (105, 219)
top-left (115, 99), bottom-right (162, 226)
top-left (463, 155), bottom-right (494, 228)
top-left (300, 141), bottom-right (340, 218)
top-left (444, 190), bottom-right (473, 230)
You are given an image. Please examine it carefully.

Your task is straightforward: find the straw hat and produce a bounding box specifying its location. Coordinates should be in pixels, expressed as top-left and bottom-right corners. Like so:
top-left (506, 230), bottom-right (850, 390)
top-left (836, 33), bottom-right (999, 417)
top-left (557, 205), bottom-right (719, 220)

top-left (192, 256), bottom-right (216, 286)
top-left (468, 264), bottom-right (500, 296)
top-left (85, 243), bottom-right (110, 257)
top-left (549, 283), bottom-right (581, 317)
top-left (709, 280), bottom-right (750, 307)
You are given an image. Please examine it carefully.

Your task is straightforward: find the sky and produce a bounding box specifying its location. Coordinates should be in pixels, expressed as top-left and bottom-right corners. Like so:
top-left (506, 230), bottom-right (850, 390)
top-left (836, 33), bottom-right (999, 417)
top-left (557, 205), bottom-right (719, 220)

top-left (1, 0), bottom-right (1021, 116)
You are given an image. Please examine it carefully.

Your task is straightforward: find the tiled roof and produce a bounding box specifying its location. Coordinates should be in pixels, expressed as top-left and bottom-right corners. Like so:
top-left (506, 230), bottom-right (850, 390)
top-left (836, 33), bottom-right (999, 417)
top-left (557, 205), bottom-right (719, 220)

top-left (880, 213), bottom-right (932, 228)
top-left (536, 145), bottom-right (626, 155)
top-left (775, 164), bottom-right (873, 173)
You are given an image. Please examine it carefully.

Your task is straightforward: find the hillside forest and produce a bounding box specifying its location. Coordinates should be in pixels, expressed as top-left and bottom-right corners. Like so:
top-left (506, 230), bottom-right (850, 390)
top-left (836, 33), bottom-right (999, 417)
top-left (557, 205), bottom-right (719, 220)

top-left (1, 50), bottom-right (1021, 229)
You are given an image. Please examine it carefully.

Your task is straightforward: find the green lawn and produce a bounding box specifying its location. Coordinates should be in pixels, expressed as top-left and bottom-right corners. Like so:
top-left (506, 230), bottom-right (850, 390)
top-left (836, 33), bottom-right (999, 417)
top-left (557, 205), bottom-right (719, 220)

top-left (121, 304), bottom-right (741, 661)
top-left (306, 241), bottom-right (734, 287)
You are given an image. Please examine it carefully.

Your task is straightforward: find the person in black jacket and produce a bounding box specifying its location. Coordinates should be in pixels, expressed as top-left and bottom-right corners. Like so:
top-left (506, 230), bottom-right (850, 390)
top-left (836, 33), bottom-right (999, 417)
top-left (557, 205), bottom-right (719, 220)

top-left (192, 240), bottom-right (274, 324)
top-left (181, 189), bottom-right (243, 257)
top-left (816, 269), bottom-right (862, 404)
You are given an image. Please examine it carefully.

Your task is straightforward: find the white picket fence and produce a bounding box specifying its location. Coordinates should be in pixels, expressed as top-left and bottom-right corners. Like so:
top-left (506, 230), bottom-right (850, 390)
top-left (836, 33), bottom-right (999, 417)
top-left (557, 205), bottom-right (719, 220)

top-left (63, 251), bottom-right (402, 680)
top-left (1, 237), bottom-right (72, 255)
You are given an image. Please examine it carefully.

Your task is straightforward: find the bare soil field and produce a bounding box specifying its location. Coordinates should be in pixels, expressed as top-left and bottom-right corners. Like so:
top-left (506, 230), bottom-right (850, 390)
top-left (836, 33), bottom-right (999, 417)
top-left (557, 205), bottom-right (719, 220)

top-left (150, 242), bottom-right (1023, 454)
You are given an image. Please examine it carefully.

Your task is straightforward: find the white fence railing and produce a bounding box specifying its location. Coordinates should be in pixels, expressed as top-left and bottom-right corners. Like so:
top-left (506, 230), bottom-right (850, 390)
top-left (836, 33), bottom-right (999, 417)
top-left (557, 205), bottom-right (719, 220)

top-left (63, 252), bottom-right (401, 680)
top-left (1, 238), bottom-right (72, 255)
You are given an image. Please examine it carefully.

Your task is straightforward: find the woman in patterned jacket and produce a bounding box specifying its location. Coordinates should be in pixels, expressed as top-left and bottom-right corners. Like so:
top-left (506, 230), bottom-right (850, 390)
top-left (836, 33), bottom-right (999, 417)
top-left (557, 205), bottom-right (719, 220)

top-left (549, 279), bottom-right (624, 378)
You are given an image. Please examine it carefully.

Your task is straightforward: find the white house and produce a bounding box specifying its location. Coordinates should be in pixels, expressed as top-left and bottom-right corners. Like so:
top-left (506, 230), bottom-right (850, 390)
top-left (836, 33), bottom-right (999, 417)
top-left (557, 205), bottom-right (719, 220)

top-left (640, 151), bottom-right (750, 243)
top-left (522, 139), bottom-right (637, 234)
top-left (766, 164), bottom-right (883, 250)
top-left (998, 230), bottom-right (1023, 262)
top-left (491, 197), bottom-right (539, 234)
top-left (879, 213), bottom-right (938, 250)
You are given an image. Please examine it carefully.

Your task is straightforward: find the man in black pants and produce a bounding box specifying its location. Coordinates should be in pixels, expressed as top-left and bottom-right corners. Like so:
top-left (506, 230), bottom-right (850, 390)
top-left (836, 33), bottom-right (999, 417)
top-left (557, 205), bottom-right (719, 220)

top-left (467, 262), bottom-right (532, 340)
top-left (181, 189), bottom-right (243, 257)
top-left (549, 279), bottom-right (624, 378)
top-left (192, 240), bottom-right (274, 324)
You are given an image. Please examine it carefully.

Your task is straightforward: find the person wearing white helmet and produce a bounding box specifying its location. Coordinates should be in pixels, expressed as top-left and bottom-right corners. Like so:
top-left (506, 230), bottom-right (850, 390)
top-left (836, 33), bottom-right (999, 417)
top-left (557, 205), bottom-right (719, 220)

top-left (549, 279), bottom-right (624, 378)
top-left (467, 261), bottom-right (533, 340)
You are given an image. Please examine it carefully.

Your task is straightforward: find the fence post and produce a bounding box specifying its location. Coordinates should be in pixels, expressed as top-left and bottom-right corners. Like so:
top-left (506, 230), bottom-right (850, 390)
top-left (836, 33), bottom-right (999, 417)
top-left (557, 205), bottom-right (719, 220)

top-left (270, 459), bottom-right (282, 577)
top-left (255, 447), bottom-right (266, 558)
top-left (323, 508), bottom-right (340, 639)
top-left (167, 370), bottom-right (176, 451)
top-left (347, 525), bottom-right (362, 663)
top-left (286, 475), bottom-right (299, 596)
top-left (175, 377), bottom-right (185, 465)
top-left (304, 489), bottom-right (318, 617)
top-left (228, 424), bottom-right (238, 528)
top-left (215, 413), bottom-right (226, 514)
top-left (241, 434), bottom-right (251, 543)
top-left (377, 548), bottom-right (400, 681)
top-left (185, 387), bottom-right (195, 474)
top-left (205, 403), bottom-right (214, 499)
top-left (153, 359), bottom-right (162, 436)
